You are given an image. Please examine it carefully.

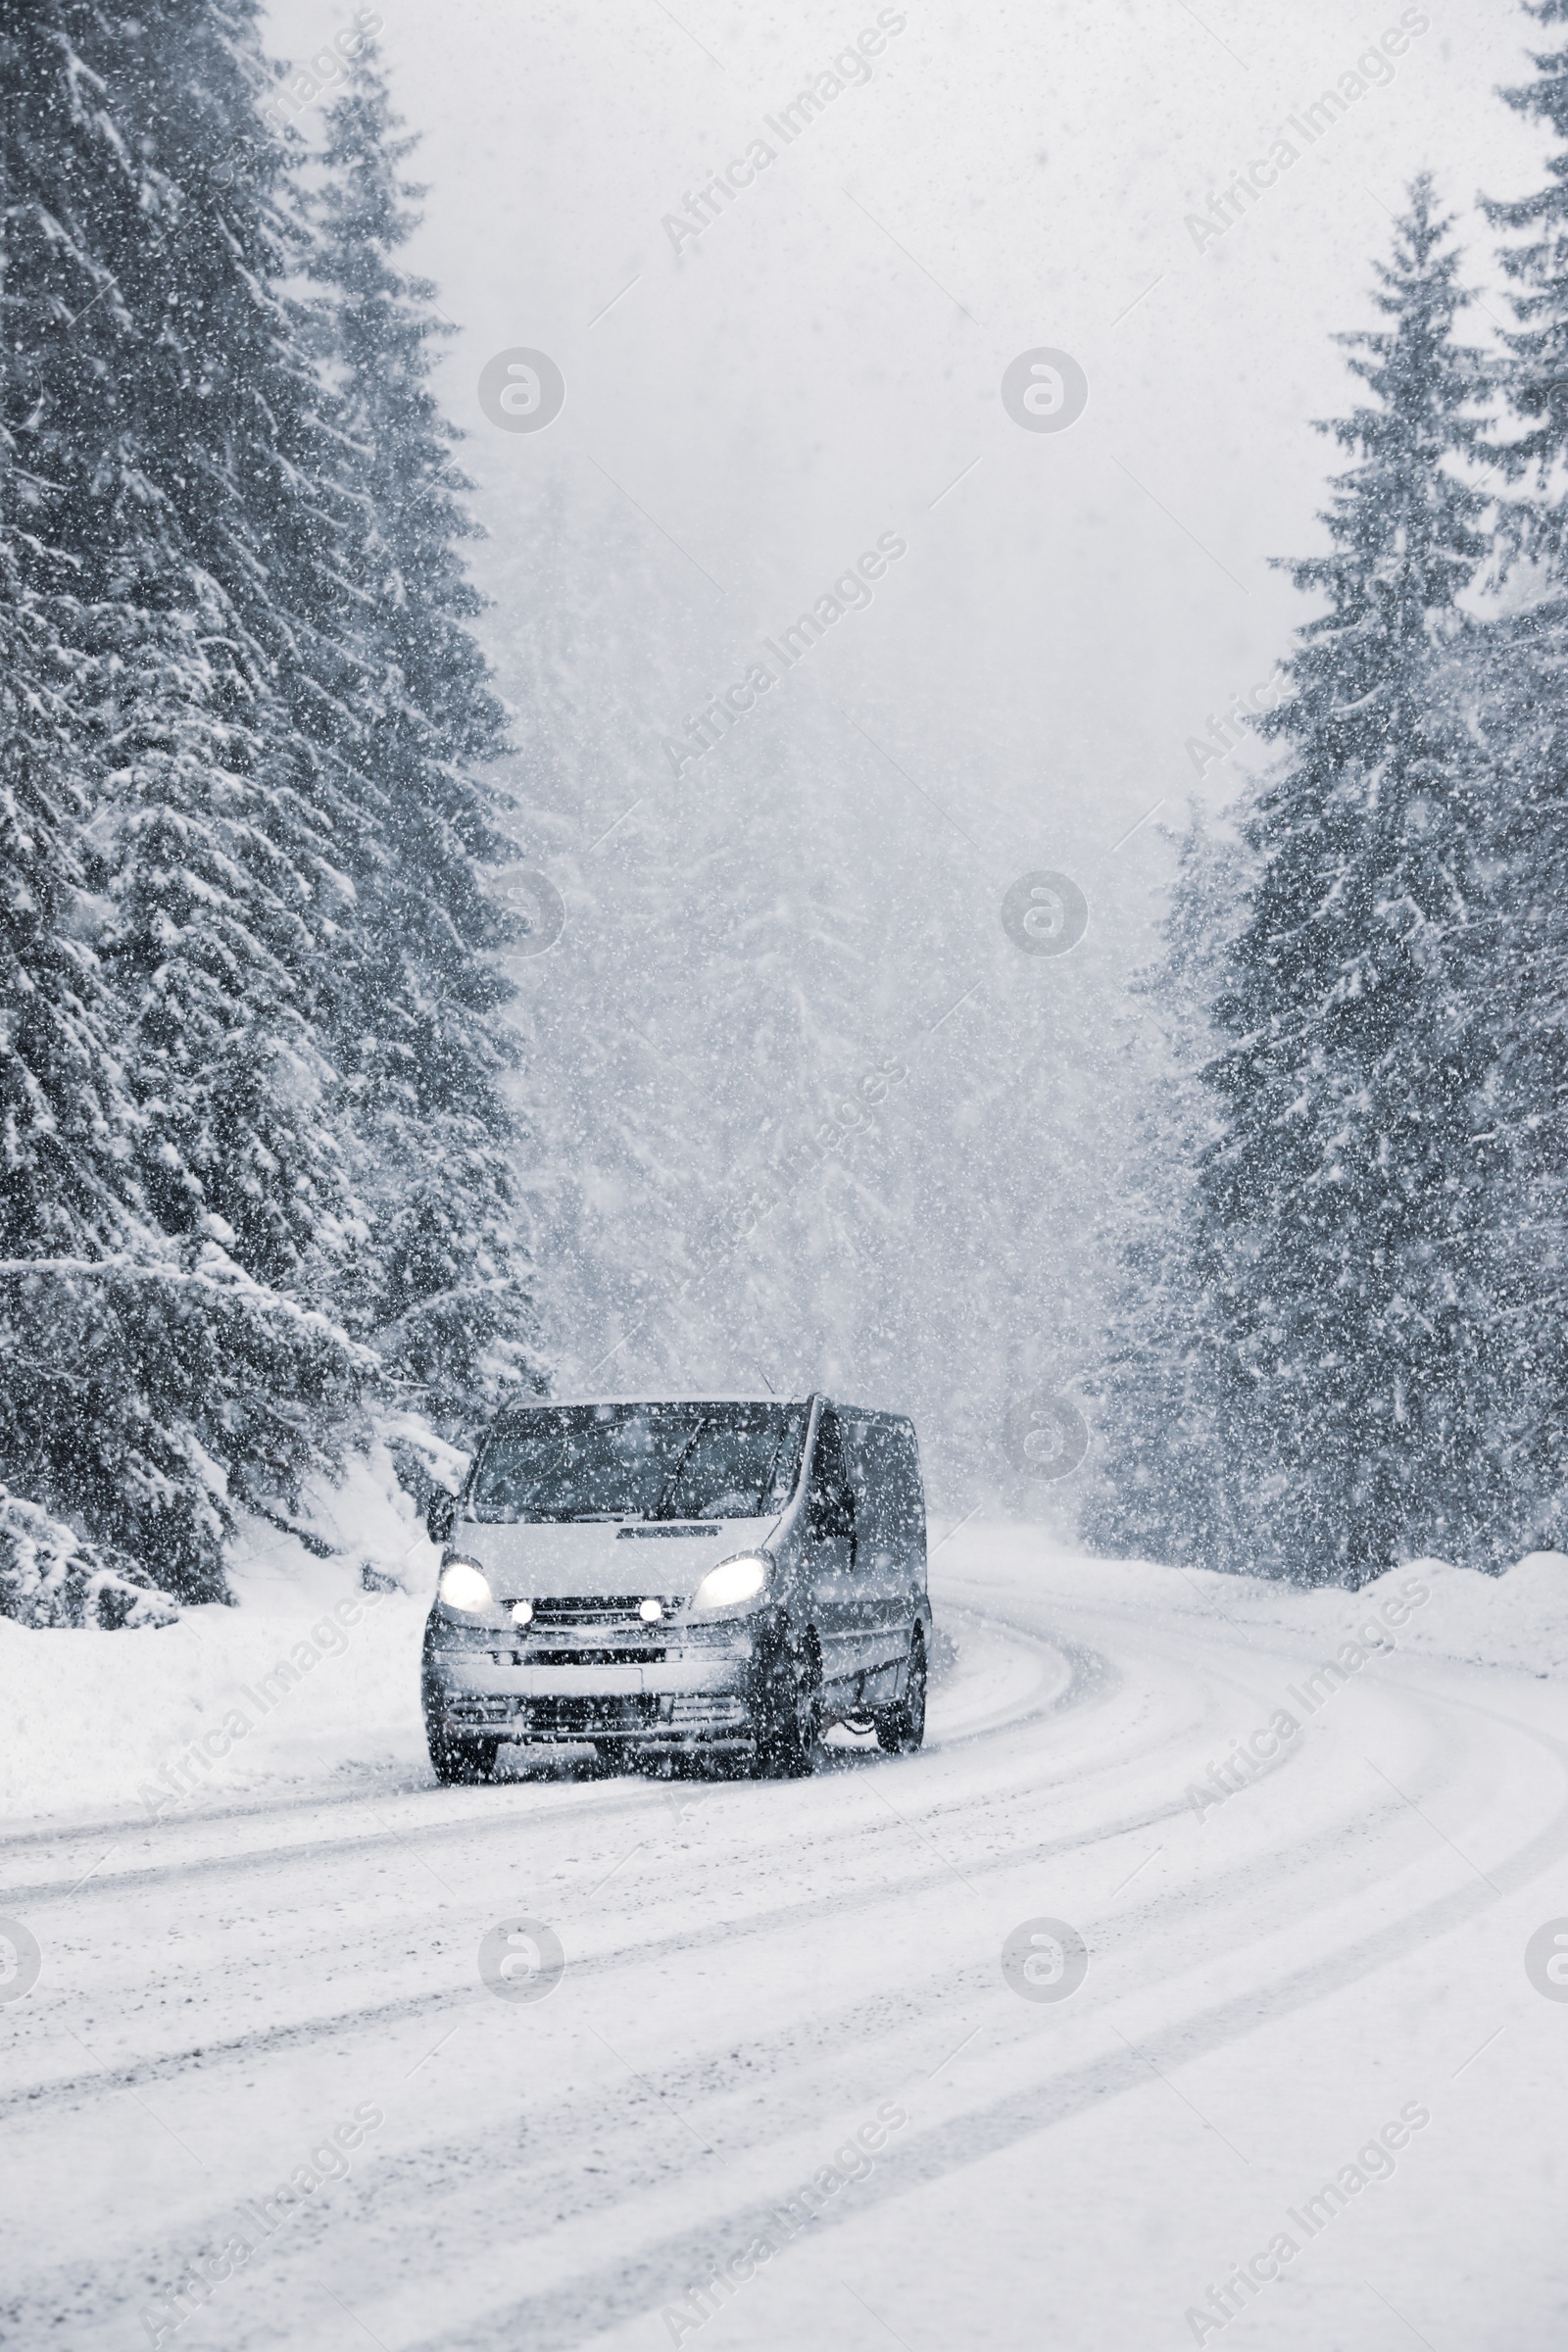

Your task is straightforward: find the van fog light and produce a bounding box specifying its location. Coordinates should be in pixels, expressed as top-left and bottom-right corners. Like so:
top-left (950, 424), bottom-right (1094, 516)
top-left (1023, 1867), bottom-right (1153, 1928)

top-left (439, 1559), bottom-right (493, 1612)
top-left (693, 1554), bottom-right (767, 1610)
top-left (511, 1599), bottom-right (534, 1628)
top-left (638, 1597), bottom-right (663, 1623)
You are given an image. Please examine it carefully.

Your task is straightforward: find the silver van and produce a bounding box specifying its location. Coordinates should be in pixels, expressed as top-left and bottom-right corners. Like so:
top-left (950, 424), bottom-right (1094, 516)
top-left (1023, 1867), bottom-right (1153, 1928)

top-left (420, 1394), bottom-right (929, 1782)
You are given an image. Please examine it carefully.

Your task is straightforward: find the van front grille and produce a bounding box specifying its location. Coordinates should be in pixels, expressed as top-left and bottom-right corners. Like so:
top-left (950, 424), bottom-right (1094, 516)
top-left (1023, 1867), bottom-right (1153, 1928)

top-left (520, 1596), bottom-right (676, 1630)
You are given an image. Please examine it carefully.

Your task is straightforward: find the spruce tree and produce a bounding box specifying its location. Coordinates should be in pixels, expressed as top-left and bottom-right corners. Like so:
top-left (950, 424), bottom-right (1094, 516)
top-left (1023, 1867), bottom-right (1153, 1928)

top-left (1485, 0), bottom-right (1568, 568)
top-left (1189, 177), bottom-right (1500, 1581)
top-left (7, 1), bottom-right (374, 1290)
top-left (1, 2), bottom-right (373, 1596)
top-left (307, 50), bottom-right (542, 1430)
top-left (1081, 808), bottom-right (1251, 1567)
top-left (0, 551), bottom-right (140, 1269)
top-left (1474, 2), bottom-right (1568, 1542)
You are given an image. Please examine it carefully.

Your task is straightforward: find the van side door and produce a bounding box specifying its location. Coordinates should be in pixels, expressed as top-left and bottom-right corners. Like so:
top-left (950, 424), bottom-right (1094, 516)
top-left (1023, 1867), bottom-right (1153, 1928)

top-left (843, 1414), bottom-right (917, 1704)
top-left (803, 1406), bottom-right (858, 1706)
top-left (890, 1414), bottom-right (927, 1614)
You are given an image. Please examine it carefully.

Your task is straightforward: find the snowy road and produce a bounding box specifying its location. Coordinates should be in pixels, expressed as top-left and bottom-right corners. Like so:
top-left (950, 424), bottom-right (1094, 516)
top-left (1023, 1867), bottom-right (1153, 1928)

top-left (3, 1533), bottom-right (1565, 2351)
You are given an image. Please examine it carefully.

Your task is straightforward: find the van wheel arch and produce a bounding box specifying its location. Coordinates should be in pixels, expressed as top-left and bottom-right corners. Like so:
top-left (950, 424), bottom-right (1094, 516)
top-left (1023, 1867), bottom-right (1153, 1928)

top-left (750, 1619), bottom-right (821, 1778)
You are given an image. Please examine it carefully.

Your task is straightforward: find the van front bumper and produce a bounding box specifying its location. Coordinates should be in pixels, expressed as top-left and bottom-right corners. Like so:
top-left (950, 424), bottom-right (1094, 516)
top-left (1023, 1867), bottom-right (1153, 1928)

top-left (422, 1629), bottom-right (760, 1747)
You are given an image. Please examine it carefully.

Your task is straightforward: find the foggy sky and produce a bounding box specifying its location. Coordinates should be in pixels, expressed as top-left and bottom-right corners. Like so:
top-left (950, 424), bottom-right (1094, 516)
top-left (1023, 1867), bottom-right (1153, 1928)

top-left (265, 0), bottom-right (1539, 857)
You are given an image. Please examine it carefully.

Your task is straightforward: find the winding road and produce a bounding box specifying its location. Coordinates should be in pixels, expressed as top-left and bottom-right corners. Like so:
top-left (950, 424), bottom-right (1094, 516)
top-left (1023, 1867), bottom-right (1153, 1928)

top-left (3, 1538), bottom-right (1564, 2350)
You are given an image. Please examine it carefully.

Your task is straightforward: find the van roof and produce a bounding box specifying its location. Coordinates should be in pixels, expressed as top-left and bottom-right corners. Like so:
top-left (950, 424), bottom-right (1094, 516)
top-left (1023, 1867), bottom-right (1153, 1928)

top-left (492, 1393), bottom-right (912, 1424)
top-left (497, 1393), bottom-right (809, 1413)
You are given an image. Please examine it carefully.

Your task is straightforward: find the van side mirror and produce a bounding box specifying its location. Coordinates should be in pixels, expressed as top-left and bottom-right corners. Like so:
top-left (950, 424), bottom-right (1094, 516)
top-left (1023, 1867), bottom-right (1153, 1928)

top-left (426, 1490), bottom-right (458, 1544)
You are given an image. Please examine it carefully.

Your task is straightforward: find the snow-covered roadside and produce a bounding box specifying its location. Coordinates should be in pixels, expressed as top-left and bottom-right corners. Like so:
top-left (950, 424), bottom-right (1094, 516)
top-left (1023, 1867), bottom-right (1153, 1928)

top-left (0, 1446), bottom-right (444, 1829)
top-left (3, 1498), bottom-right (1562, 1833)
top-left (957, 1530), bottom-right (1568, 1679)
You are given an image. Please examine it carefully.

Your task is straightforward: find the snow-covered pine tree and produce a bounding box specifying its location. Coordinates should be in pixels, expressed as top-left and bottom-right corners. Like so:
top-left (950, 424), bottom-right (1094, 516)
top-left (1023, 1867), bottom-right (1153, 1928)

top-left (0, 545), bottom-right (139, 1272)
top-left (1079, 807), bottom-right (1254, 1567)
top-left (1, 2), bottom-right (374, 1598)
top-left (1474, 1), bottom-right (1568, 1544)
top-left (1485, 0), bottom-right (1568, 573)
top-left (1186, 176), bottom-right (1502, 1582)
top-left (305, 48), bottom-right (543, 1432)
top-left (26, 2), bottom-right (374, 1289)
top-left (0, 564), bottom-right (368, 1601)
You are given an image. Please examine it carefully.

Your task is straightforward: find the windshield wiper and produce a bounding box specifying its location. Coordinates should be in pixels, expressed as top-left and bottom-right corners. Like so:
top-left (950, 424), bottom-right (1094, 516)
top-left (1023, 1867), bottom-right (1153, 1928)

top-left (648, 1428), bottom-right (706, 1520)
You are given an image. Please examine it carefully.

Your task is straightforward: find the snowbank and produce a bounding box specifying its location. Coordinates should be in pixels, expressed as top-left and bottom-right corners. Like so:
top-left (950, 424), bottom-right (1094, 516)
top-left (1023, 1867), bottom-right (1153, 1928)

top-left (958, 1528), bottom-right (1568, 1678)
top-left (1386, 1550), bottom-right (1568, 1674)
top-left (0, 1443), bottom-right (442, 1829)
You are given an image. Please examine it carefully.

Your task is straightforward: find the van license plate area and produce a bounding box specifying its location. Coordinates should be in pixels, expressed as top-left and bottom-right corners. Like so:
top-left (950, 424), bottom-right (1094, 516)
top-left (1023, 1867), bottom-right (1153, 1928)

top-left (563, 1663), bottom-right (643, 1690)
top-left (535, 1647), bottom-right (662, 1669)
top-left (522, 1693), bottom-right (661, 1734)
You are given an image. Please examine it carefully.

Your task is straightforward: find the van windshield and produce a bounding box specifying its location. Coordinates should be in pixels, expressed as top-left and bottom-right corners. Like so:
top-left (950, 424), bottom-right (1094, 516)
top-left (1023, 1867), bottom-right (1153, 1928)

top-left (469, 1402), bottom-right (808, 1524)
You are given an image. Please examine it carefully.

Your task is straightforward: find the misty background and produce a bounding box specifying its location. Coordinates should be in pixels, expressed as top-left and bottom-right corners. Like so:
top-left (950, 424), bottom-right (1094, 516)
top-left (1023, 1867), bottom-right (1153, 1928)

top-left (260, 0), bottom-right (1541, 1507)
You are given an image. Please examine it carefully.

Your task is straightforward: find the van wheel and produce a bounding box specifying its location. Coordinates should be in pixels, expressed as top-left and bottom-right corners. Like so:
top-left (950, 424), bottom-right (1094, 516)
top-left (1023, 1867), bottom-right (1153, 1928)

top-left (427, 1725), bottom-right (499, 1785)
top-left (753, 1636), bottom-right (820, 1779)
top-left (876, 1625), bottom-right (926, 1755)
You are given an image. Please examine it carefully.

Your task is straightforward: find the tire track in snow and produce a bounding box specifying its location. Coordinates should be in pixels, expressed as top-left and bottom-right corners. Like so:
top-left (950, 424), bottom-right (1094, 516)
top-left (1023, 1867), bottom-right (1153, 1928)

top-left (0, 1615), bottom-right (1544, 2129)
top-left (4, 1599), bottom-right (1564, 2352)
top-left (400, 1705), bottom-right (1568, 2352)
top-left (0, 1608), bottom-right (1076, 1910)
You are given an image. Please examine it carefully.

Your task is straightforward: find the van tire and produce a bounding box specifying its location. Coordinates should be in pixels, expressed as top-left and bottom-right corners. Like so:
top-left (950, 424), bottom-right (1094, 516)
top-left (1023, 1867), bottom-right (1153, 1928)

top-left (876, 1624), bottom-right (926, 1754)
top-left (752, 1634), bottom-right (820, 1779)
top-left (427, 1726), bottom-right (500, 1785)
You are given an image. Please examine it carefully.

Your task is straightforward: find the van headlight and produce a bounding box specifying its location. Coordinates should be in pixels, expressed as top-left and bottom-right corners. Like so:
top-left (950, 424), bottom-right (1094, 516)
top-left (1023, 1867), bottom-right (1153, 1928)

top-left (438, 1558), bottom-right (493, 1613)
top-left (693, 1553), bottom-right (768, 1611)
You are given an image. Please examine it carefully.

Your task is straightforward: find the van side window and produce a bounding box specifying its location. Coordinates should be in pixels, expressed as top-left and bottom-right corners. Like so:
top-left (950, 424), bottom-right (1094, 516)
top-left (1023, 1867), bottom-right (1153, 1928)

top-left (843, 1418), bottom-right (885, 1564)
top-left (808, 1410), bottom-right (855, 1540)
top-left (888, 1420), bottom-right (925, 1561)
top-left (841, 1415), bottom-right (924, 1567)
